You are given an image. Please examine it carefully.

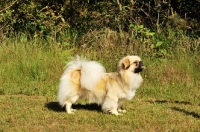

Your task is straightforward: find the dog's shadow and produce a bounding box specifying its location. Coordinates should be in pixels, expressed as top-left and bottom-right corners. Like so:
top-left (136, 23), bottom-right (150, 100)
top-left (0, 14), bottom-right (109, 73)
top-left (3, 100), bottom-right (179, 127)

top-left (45, 102), bottom-right (101, 112)
top-left (148, 99), bottom-right (200, 119)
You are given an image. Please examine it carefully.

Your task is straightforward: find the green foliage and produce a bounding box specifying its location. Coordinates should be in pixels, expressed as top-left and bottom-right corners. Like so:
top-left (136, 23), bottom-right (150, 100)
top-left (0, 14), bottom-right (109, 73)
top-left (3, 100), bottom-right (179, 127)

top-left (0, 0), bottom-right (69, 37)
top-left (130, 24), bottom-right (168, 58)
top-left (130, 24), bottom-right (155, 39)
top-left (1, 0), bottom-right (200, 37)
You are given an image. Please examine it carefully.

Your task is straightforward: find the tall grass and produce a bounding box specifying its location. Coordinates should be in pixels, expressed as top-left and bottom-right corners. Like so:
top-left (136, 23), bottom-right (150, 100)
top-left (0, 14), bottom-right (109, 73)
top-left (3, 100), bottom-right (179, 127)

top-left (0, 29), bottom-right (199, 103)
top-left (0, 34), bottom-right (72, 97)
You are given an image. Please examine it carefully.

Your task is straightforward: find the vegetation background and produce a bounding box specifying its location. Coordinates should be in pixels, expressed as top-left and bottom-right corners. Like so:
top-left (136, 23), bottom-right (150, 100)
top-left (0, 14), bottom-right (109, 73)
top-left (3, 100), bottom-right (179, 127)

top-left (0, 0), bottom-right (200, 131)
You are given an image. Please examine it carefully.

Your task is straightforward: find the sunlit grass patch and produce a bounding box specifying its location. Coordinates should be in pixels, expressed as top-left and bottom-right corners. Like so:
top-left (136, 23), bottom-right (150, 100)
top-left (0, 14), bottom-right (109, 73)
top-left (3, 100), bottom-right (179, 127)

top-left (0, 95), bottom-right (199, 131)
top-left (0, 37), bottom-right (72, 96)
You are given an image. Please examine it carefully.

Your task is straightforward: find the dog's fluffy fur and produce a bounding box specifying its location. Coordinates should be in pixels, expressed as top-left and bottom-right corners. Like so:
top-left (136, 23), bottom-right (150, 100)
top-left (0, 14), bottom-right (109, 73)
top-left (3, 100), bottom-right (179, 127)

top-left (58, 55), bottom-right (144, 115)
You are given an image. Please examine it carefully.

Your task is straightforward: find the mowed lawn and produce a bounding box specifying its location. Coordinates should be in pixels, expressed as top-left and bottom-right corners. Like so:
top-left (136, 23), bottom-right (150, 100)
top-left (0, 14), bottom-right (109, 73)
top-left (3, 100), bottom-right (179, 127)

top-left (0, 94), bottom-right (199, 132)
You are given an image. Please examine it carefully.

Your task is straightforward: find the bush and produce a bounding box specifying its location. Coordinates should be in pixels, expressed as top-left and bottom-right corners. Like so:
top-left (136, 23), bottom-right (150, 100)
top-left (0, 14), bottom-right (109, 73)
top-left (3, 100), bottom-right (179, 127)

top-left (0, 0), bottom-right (69, 38)
top-left (0, 0), bottom-right (199, 38)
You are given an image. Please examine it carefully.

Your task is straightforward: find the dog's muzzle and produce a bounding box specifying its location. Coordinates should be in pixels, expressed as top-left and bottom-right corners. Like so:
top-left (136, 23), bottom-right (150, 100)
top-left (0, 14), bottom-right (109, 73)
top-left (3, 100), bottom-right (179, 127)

top-left (134, 61), bottom-right (145, 73)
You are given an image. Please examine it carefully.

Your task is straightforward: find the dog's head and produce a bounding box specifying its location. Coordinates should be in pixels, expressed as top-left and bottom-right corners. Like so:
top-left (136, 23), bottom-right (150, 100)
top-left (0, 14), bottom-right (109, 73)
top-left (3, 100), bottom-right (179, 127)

top-left (119, 55), bottom-right (145, 73)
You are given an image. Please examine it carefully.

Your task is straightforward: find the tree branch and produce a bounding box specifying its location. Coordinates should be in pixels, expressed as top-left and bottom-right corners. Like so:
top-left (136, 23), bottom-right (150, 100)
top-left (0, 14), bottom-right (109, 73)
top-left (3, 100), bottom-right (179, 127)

top-left (0, 0), bottom-right (17, 13)
top-left (116, 0), bottom-right (122, 11)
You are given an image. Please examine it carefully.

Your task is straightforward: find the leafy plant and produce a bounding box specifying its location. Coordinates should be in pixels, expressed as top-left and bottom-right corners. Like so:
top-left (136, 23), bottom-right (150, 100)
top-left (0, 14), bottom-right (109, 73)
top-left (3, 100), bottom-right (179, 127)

top-left (1, 0), bottom-right (199, 38)
top-left (130, 24), bottom-right (167, 58)
top-left (130, 24), bottom-right (155, 40)
top-left (0, 0), bottom-right (70, 38)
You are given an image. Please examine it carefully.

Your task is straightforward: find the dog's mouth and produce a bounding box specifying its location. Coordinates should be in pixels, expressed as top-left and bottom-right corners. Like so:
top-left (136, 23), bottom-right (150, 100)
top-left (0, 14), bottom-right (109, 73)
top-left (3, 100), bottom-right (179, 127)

top-left (134, 61), bottom-right (145, 73)
top-left (134, 67), bottom-right (144, 73)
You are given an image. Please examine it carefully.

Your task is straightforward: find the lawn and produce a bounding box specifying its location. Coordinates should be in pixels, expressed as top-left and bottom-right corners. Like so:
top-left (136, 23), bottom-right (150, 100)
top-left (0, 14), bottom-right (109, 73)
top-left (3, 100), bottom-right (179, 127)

top-left (0, 95), bottom-right (199, 132)
top-left (0, 30), bottom-right (200, 131)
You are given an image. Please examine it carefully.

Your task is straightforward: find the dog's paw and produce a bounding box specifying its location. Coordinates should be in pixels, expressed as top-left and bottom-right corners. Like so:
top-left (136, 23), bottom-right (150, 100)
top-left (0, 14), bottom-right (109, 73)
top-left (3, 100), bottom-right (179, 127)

top-left (107, 110), bottom-right (121, 116)
top-left (71, 108), bottom-right (77, 112)
top-left (66, 109), bottom-right (76, 114)
top-left (66, 111), bottom-right (75, 114)
top-left (118, 109), bottom-right (127, 113)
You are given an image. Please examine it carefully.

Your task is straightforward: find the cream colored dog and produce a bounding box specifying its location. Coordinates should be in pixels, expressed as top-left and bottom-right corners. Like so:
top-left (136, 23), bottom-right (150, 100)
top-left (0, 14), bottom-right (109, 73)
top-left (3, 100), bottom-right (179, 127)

top-left (58, 55), bottom-right (144, 115)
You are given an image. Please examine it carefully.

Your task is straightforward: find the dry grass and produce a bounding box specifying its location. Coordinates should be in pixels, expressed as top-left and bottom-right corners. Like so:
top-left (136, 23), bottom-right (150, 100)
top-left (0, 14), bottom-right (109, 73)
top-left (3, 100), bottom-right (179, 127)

top-left (0, 95), bottom-right (199, 132)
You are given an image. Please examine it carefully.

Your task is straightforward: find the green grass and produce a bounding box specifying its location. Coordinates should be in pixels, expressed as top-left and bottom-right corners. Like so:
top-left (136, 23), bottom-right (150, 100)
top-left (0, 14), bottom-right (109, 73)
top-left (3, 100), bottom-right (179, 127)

top-left (0, 29), bottom-right (200, 131)
top-left (0, 36), bottom-right (72, 97)
top-left (0, 95), bottom-right (199, 131)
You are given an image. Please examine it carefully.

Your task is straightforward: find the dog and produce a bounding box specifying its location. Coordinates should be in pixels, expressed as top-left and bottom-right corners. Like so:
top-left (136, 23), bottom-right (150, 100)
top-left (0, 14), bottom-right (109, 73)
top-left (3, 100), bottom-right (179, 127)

top-left (57, 55), bottom-right (144, 115)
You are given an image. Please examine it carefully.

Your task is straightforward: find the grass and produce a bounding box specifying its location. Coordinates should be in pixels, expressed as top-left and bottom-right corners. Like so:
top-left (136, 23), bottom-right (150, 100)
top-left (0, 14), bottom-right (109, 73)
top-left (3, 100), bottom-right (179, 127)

top-left (0, 36), bottom-right (72, 97)
top-left (0, 95), bottom-right (199, 131)
top-left (0, 29), bottom-right (200, 131)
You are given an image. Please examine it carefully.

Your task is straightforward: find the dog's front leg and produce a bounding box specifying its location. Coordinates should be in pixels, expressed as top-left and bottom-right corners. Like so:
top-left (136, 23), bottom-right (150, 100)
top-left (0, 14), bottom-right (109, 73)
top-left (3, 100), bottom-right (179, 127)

top-left (107, 109), bottom-right (122, 115)
top-left (117, 108), bottom-right (127, 113)
top-left (117, 101), bottom-right (126, 113)
top-left (102, 96), bottom-right (122, 115)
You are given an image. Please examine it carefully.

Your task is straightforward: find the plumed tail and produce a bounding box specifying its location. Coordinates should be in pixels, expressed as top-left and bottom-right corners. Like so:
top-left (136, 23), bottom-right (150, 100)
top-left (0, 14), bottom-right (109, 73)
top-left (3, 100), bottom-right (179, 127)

top-left (80, 59), bottom-right (105, 91)
top-left (63, 56), bottom-right (105, 91)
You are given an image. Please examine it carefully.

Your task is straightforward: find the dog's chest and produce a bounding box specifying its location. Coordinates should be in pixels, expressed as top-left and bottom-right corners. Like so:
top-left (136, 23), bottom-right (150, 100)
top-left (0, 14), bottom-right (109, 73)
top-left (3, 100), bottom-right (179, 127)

top-left (126, 89), bottom-right (136, 100)
top-left (118, 87), bottom-right (136, 100)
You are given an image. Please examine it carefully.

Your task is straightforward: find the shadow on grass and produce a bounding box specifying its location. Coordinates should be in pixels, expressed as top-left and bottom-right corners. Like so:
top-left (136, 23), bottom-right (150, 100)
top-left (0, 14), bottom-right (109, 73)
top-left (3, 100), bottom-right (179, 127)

top-left (148, 99), bottom-right (192, 105)
top-left (45, 102), bottom-right (101, 112)
top-left (147, 99), bottom-right (200, 119)
top-left (171, 107), bottom-right (200, 119)
top-left (45, 102), bottom-right (64, 112)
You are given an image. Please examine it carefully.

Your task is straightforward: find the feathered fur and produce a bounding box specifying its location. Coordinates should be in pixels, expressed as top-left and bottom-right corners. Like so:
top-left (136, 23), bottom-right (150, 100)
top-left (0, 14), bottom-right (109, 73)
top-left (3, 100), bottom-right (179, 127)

top-left (58, 55), bottom-right (144, 115)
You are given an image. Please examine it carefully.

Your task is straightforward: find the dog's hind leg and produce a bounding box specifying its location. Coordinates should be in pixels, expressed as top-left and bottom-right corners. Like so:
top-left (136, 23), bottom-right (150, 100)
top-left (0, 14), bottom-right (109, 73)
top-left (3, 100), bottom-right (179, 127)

top-left (65, 102), bottom-right (73, 114)
top-left (65, 95), bottom-right (79, 114)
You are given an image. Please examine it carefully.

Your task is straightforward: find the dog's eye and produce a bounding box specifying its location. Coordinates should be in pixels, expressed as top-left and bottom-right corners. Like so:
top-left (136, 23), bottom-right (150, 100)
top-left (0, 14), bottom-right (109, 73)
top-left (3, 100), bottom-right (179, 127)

top-left (133, 61), bottom-right (139, 66)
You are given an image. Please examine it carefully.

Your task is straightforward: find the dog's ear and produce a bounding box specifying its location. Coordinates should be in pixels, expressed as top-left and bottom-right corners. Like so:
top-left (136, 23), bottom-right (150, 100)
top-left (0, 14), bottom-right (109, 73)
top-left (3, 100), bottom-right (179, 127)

top-left (121, 58), bottom-right (130, 70)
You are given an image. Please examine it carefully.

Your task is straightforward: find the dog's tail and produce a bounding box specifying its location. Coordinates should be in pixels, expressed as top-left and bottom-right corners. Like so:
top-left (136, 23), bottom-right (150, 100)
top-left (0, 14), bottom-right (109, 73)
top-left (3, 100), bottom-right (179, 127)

top-left (64, 56), bottom-right (105, 91)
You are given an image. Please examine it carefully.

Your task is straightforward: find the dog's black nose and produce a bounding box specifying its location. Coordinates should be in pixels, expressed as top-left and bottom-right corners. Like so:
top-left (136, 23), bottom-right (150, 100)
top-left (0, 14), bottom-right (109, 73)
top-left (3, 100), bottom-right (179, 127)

top-left (139, 61), bottom-right (145, 69)
top-left (134, 61), bottom-right (145, 73)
